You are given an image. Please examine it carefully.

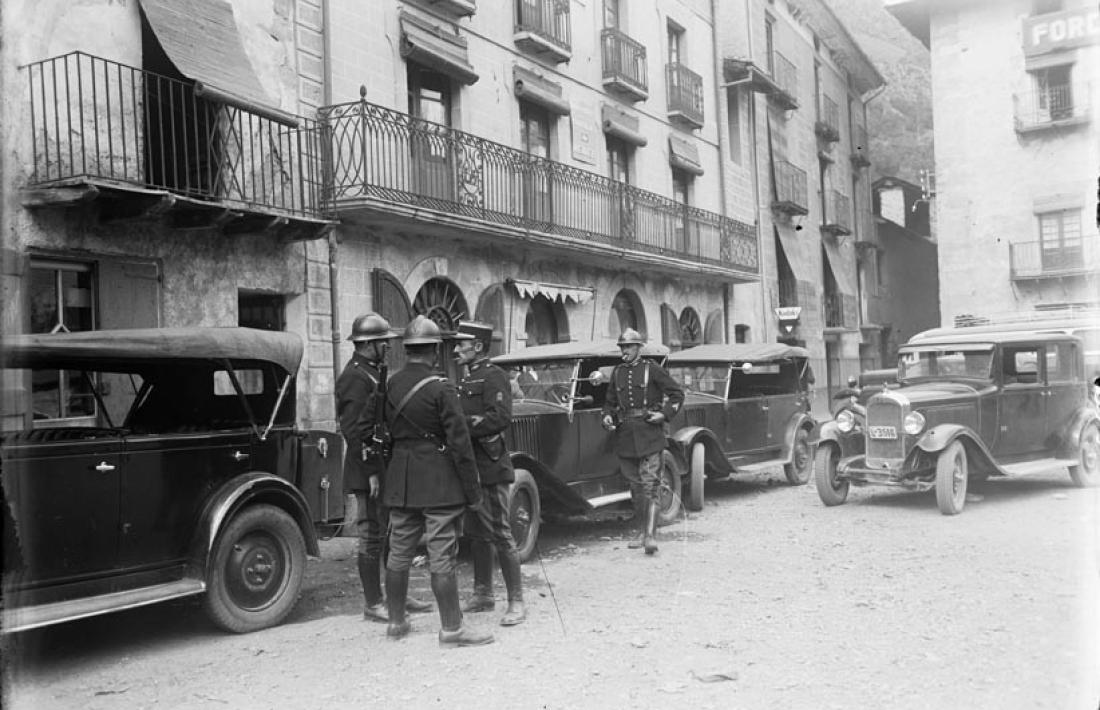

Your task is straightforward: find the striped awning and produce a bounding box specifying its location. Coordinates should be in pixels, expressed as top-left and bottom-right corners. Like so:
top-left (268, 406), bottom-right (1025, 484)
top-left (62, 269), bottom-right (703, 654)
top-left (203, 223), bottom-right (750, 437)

top-left (508, 278), bottom-right (594, 304)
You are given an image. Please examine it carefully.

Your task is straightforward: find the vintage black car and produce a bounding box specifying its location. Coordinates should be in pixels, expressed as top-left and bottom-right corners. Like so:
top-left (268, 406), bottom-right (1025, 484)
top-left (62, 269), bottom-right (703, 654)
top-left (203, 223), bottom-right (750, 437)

top-left (492, 340), bottom-right (680, 560)
top-left (1, 328), bottom-right (343, 633)
top-left (815, 331), bottom-right (1100, 514)
top-left (664, 343), bottom-right (817, 511)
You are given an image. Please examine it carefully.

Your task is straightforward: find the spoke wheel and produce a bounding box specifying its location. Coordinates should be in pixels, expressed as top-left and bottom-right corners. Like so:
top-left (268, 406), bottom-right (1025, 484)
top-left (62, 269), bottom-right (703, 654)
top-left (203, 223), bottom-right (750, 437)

top-left (814, 443), bottom-right (849, 506)
top-left (784, 429), bottom-right (812, 485)
top-left (508, 469), bottom-right (541, 563)
top-left (204, 504), bottom-right (306, 633)
top-left (935, 440), bottom-right (968, 516)
top-left (656, 451), bottom-right (683, 525)
top-left (1069, 423), bottom-right (1100, 488)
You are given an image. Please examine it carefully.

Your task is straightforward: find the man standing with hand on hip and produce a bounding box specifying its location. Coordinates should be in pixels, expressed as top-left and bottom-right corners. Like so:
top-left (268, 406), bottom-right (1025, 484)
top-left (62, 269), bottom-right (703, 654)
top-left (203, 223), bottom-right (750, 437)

top-left (453, 321), bottom-right (526, 626)
top-left (601, 328), bottom-right (683, 555)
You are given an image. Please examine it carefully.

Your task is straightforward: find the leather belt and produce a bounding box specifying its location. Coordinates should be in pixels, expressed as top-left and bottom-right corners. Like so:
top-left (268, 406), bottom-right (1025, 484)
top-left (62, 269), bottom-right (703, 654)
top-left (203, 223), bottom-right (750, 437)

top-left (622, 408), bottom-right (651, 417)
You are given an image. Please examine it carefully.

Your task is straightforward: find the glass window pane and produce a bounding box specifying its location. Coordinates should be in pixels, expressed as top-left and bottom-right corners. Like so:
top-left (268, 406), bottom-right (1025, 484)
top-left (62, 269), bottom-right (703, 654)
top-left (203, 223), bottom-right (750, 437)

top-left (29, 268), bottom-right (59, 334)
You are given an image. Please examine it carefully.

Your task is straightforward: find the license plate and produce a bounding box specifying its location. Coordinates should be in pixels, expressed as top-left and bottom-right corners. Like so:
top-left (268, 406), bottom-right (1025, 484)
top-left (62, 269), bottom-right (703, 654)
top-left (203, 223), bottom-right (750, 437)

top-left (869, 425), bottom-right (897, 440)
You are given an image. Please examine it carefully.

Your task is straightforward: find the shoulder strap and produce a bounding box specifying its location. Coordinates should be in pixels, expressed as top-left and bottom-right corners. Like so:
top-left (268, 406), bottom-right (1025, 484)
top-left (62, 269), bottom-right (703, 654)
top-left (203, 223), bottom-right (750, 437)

top-left (391, 375), bottom-right (442, 422)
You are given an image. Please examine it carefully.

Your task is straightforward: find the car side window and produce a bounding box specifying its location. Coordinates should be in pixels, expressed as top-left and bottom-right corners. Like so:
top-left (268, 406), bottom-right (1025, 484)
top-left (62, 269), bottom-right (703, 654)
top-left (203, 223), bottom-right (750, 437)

top-left (1045, 343), bottom-right (1075, 383)
top-left (1003, 347), bottom-right (1040, 385)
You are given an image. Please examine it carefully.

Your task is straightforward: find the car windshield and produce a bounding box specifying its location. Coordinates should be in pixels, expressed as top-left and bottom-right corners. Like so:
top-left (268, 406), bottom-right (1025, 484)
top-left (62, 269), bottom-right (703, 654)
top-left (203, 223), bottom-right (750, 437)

top-left (505, 361), bottom-right (576, 405)
top-left (666, 364), bottom-right (728, 398)
top-left (898, 346), bottom-right (994, 381)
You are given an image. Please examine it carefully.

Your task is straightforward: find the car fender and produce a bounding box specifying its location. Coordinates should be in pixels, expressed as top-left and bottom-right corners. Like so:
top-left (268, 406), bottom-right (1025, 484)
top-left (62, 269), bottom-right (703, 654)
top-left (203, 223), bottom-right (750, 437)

top-left (508, 452), bottom-right (591, 515)
top-left (190, 472), bottom-right (319, 576)
top-left (814, 419), bottom-right (844, 447)
top-left (780, 412), bottom-right (816, 463)
top-left (914, 425), bottom-right (998, 472)
top-left (670, 426), bottom-right (731, 476)
top-left (1062, 408), bottom-right (1100, 457)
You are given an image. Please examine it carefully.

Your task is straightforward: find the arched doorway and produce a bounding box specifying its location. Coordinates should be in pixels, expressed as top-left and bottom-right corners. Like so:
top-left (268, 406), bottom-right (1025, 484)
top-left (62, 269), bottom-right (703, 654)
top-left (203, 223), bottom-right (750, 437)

top-left (679, 307), bottom-right (702, 349)
top-left (660, 304), bottom-right (680, 349)
top-left (413, 277), bottom-right (468, 331)
top-left (704, 309), bottom-right (724, 344)
top-left (609, 288), bottom-right (645, 338)
top-left (475, 284), bottom-right (505, 356)
top-left (524, 294), bottom-right (567, 346)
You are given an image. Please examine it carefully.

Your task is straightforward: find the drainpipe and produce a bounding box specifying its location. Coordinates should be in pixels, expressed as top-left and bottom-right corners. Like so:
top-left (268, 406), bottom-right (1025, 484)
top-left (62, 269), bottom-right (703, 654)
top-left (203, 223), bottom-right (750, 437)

top-left (742, 0), bottom-right (771, 344)
top-left (710, 0), bottom-right (732, 343)
top-left (321, 0), bottom-right (341, 388)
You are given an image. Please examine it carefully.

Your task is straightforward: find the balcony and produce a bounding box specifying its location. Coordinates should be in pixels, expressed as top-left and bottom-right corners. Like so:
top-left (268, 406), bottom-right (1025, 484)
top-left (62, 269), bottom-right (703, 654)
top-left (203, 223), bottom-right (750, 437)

top-left (821, 191), bottom-right (851, 237)
top-left (319, 96), bottom-right (758, 280)
top-left (514, 0), bottom-right (571, 64)
top-left (1014, 83), bottom-right (1090, 133)
top-left (22, 52), bottom-right (330, 239)
top-left (1010, 237), bottom-right (1099, 280)
top-left (850, 124), bottom-right (871, 168)
top-left (767, 52), bottom-right (799, 111)
top-left (815, 95), bottom-right (841, 143)
top-left (427, 0), bottom-right (477, 17)
top-left (771, 160), bottom-right (808, 216)
top-left (601, 28), bottom-right (648, 102)
top-left (666, 63), bottom-right (704, 129)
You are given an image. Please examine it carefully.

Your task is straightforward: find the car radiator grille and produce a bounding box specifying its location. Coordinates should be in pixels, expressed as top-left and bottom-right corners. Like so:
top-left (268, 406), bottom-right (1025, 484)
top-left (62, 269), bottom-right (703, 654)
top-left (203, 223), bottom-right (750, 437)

top-left (866, 399), bottom-right (905, 461)
top-left (507, 416), bottom-right (540, 460)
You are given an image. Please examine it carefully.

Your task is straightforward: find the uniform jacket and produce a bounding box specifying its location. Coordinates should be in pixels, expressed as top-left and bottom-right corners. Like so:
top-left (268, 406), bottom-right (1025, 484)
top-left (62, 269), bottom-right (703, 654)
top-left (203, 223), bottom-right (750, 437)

top-left (383, 361), bottom-right (481, 509)
top-left (602, 358), bottom-right (684, 458)
top-left (457, 357), bottom-right (516, 485)
top-left (335, 352), bottom-right (384, 492)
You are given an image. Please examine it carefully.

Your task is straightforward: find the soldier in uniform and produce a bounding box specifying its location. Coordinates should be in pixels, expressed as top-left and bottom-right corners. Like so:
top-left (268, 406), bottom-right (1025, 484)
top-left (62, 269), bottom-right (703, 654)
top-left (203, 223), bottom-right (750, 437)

top-left (335, 313), bottom-right (432, 621)
top-left (453, 321), bottom-right (526, 626)
top-left (383, 315), bottom-right (494, 647)
top-left (601, 328), bottom-right (684, 555)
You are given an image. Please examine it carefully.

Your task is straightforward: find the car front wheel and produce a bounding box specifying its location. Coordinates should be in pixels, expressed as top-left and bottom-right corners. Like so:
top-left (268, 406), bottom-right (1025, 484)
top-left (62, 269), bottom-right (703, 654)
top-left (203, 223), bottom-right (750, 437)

top-left (814, 443), bottom-right (848, 506)
top-left (508, 469), bottom-right (541, 563)
top-left (204, 504), bottom-right (306, 633)
top-left (1069, 423), bottom-right (1100, 488)
top-left (935, 440), bottom-right (968, 515)
top-left (784, 429), bottom-right (812, 485)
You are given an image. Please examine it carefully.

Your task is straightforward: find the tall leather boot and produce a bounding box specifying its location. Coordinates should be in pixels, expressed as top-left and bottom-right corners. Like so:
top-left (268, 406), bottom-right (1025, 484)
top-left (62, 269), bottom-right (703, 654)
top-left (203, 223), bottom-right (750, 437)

top-left (498, 549), bottom-right (526, 626)
top-left (433, 571), bottom-right (494, 648)
top-left (643, 500), bottom-right (659, 555)
top-left (626, 484), bottom-right (646, 549)
top-left (359, 553), bottom-right (388, 623)
top-left (384, 568), bottom-right (411, 639)
top-left (461, 541), bottom-right (496, 612)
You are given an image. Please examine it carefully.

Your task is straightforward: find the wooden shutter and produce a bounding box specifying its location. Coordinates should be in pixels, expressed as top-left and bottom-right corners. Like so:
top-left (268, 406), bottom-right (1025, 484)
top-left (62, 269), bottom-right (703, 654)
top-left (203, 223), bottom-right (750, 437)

top-left (372, 269), bottom-right (413, 371)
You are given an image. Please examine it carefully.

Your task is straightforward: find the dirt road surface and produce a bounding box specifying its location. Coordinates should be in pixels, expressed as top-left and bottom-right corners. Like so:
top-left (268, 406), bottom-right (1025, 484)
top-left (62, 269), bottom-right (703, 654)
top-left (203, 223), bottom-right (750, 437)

top-left (3, 467), bottom-right (1098, 710)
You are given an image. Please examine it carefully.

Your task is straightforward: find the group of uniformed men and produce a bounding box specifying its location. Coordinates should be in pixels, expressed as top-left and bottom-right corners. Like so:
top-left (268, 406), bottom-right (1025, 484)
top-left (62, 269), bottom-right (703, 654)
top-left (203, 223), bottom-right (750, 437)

top-left (335, 313), bottom-right (682, 649)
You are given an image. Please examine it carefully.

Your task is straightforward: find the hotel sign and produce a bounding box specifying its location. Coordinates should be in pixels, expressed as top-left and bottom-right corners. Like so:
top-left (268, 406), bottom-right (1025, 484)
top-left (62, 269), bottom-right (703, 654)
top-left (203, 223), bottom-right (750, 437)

top-left (1023, 7), bottom-right (1100, 56)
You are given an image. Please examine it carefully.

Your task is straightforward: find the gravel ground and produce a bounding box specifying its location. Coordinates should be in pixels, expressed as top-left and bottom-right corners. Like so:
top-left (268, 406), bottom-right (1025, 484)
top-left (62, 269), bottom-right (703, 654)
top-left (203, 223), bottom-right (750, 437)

top-left (3, 467), bottom-right (1098, 710)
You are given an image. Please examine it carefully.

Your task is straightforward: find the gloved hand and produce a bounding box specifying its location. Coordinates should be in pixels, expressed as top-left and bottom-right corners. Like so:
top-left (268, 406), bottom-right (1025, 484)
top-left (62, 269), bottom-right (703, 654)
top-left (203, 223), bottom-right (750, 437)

top-left (645, 411), bottom-right (666, 424)
top-left (601, 414), bottom-right (615, 431)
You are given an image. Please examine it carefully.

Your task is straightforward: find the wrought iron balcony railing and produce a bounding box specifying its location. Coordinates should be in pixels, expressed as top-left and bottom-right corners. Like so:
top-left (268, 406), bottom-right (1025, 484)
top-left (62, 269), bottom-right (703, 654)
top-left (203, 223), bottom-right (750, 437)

top-left (319, 96), bottom-right (757, 274)
top-left (769, 51), bottom-right (798, 110)
top-left (822, 190), bottom-right (851, 236)
top-left (666, 63), bottom-right (704, 128)
top-left (24, 52), bottom-right (326, 220)
top-left (815, 95), bottom-right (840, 142)
top-left (824, 291), bottom-right (846, 328)
top-left (1010, 236), bottom-right (1098, 280)
top-left (772, 160), bottom-right (808, 216)
top-left (514, 0), bottom-right (571, 63)
top-left (601, 28), bottom-right (648, 100)
top-left (1014, 83), bottom-right (1091, 132)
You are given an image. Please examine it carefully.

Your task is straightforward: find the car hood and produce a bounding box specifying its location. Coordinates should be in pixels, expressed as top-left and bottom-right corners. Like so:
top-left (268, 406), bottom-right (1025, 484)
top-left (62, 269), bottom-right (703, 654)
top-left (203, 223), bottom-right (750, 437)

top-left (879, 381), bottom-right (986, 406)
top-left (679, 392), bottom-right (725, 408)
top-left (512, 400), bottom-right (569, 416)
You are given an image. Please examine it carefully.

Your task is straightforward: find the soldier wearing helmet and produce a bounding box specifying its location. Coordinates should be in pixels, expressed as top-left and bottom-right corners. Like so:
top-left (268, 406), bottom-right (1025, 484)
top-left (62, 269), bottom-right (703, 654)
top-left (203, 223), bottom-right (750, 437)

top-left (336, 312), bottom-right (432, 623)
top-left (382, 315), bottom-right (494, 647)
top-left (601, 328), bottom-right (684, 555)
top-left (452, 321), bottom-right (526, 627)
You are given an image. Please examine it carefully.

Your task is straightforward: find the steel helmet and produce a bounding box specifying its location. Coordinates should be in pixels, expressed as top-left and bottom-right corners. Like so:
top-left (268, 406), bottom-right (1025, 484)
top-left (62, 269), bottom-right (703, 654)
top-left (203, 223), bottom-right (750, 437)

top-left (348, 312), bottom-right (399, 342)
top-left (402, 314), bottom-right (443, 345)
top-left (617, 328), bottom-right (645, 346)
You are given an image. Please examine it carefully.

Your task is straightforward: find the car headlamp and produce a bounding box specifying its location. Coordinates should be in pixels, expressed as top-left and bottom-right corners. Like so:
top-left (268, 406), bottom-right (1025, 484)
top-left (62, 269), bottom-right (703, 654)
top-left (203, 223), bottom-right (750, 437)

top-left (903, 411), bottom-right (926, 436)
top-left (836, 409), bottom-right (855, 433)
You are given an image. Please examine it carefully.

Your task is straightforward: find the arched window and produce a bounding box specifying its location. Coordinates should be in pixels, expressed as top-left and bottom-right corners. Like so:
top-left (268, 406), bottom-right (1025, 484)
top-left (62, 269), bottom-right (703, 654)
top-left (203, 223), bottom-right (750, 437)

top-left (525, 294), bottom-right (568, 346)
top-left (475, 284), bottom-right (506, 356)
top-left (609, 288), bottom-right (645, 337)
top-left (660, 304), bottom-right (680, 349)
top-left (679, 307), bottom-right (702, 349)
top-left (704, 309), bottom-right (724, 344)
top-left (413, 277), bottom-right (468, 331)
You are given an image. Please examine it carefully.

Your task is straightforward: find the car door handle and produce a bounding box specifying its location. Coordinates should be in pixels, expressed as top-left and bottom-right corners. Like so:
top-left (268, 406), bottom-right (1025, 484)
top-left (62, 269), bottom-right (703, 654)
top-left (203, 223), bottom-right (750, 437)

top-left (231, 450), bottom-right (250, 462)
top-left (94, 461), bottom-right (116, 473)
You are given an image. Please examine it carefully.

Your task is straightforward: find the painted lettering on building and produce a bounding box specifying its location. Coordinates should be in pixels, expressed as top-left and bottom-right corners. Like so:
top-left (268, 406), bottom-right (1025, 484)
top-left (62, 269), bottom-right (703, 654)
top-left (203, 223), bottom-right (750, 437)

top-left (1023, 7), bottom-right (1100, 56)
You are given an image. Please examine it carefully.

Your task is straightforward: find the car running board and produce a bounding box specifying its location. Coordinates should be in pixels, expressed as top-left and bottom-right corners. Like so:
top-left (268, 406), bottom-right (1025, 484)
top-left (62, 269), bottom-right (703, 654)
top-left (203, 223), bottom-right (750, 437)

top-left (1000, 458), bottom-right (1078, 477)
top-left (586, 491), bottom-right (634, 508)
top-left (2, 578), bottom-right (206, 633)
top-left (733, 461), bottom-right (785, 474)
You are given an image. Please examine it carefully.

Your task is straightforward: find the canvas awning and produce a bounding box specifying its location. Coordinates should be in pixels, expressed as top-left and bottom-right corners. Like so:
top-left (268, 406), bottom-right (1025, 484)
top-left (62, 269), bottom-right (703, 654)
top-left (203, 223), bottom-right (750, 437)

top-left (400, 12), bottom-right (478, 86)
top-left (601, 104), bottom-right (647, 147)
top-left (822, 240), bottom-right (857, 296)
top-left (138, 0), bottom-right (296, 126)
top-left (508, 278), bottom-right (594, 304)
top-left (514, 66), bottom-right (570, 116)
top-left (668, 133), bottom-right (704, 176)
